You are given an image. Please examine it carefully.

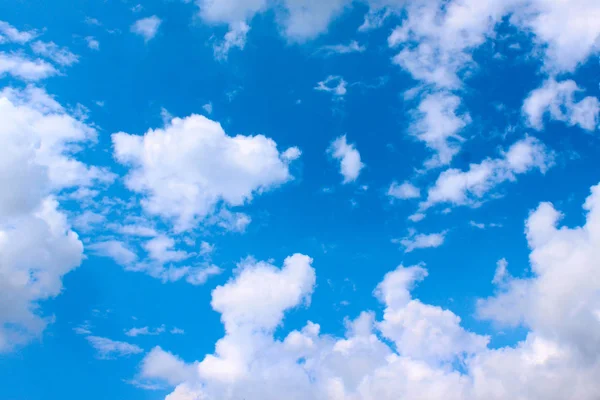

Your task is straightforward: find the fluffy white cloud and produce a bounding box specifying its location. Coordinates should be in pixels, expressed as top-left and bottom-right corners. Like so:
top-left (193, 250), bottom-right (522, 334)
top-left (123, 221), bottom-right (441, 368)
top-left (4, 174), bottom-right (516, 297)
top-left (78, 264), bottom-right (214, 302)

top-left (388, 181), bottom-right (420, 200)
top-left (213, 22), bottom-right (250, 59)
top-left (386, 0), bottom-right (600, 87)
top-left (87, 336), bottom-right (143, 359)
top-left (30, 40), bottom-right (78, 66)
top-left (0, 198), bottom-right (83, 352)
top-left (523, 79), bottom-right (599, 131)
top-left (387, 0), bottom-right (510, 89)
top-left (478, 183), bottom-right (600, 355)
top-left (328, 135), bottom-right (364, 183)
top-left (211, 254), bottom-right (315, 333)
top-left (196, 0), bottom-right (350, 43)
top-left (0, 85), bottom-right (108, 351)
top-left (510, 0), bottom-right (600, 73)
top-left (139, 347), bottom-right (198, 386)
top-left (421, 136), bottom-right (553, 210)
top-left (376, 265), bottom-right (489, 364)
top-left (112, 113), bottom-right (300, 231)
top-left (0, 20), bottom-right (37, 44)
top-left (410, 92), bottom-right (471, 168)
top-left (0, 52), bottom-right (57, 81)
top-left (0, 86), bottom-right (110, 192)
top-left (131, 16), bottom-right (162, 42)
top-left (394, 229), bottom-right (447, 253)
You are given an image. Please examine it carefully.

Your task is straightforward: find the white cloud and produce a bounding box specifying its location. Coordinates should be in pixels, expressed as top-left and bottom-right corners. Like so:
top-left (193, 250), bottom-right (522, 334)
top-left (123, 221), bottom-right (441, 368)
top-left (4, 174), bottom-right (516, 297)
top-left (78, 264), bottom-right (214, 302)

top-left (199, 241), bottom-right (214, 256)
top-left (0, 21), bottom-right (37, 44)
top-left (85, 36), bottom-right (100, 50)
top-left (139, 347), bottom-right (198, 386)
top-left (196, 0), bottom-right (350, 43)
top-left (478, 183), bottom-right (600, 355)
top-left (388, 181), bottom-right (420, 200)
top-left (0, 198), bottom-right (83, 352)
top-left (131, 16), bottom-right (161, 42)
top-left (86, 336), bottom-right (143, 359)
top-left (523, 78), bottom-right (599, 131)
top-left (0, 85), bottom-right (109, 191)
top-left (328, 135), bottom-right (364, 183)
top-left (387, 0), bottom-right (510, 89)
top-left (421, 136), bottom-right (553, 210)
top-left (131, 206), bottom-right (600, 400)
top-left (410, 92), bottom-right (471, 168)
top-left (394, 229), bottom-right (447, 253)
top-left (315, 75), bottom-right (347, 97)
top-left (126, 325), bottom-right (166, 337)
top-left (170, 327), bottom-right (185, 335)
top-left (318, 40), bottom-right (365, 56)
top-left (88, 240), bottom-right (138, 266)
top-left (376, 265), bottom-right (489, 364)
top-left (143, 236), bottom-right (190, 264)
top-left (202, 102), bottom-right (213, 114)
top-left (0, 52), bottom-right (57, 81)
top-left (211, 254), bottom-right (315, 332)
top-left (510, 0), bottom-right (600, 73)
top-left (408, 212), bottom-right (426, 222)
top-left (112, 113), bottom-right (300, 231)
top-left (0, 85), bottom-right (107, 351)
top-left (30, 41), bottom-right (78, 66)
top-left (214, 22), bottom-right (250, 59)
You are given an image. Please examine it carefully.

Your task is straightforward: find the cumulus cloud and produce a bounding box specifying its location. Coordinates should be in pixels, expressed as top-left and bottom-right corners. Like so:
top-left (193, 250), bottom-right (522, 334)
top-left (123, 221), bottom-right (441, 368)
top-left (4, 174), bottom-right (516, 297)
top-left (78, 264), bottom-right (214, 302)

top-left (388, 181), bottom-right (420, 200)
top-left (0, 20), bottom-right (37, 44)
top-left (86, 336), bottom-right (143, 359)
top-left (523, 78), bottom-right (599, 131)
top-left (0, 85), bottom-right (110, 351)
top-left (478, 183), bottom-right (600, 356)
top-left (410, 91), bottom-right (471, 168)
top-left (211, 254), bottom-right (315, 333)
top-left (0, 198), bottom-right (83, 352)
top-left (328, 135), bottom-right (364, 183)
top-left (421, 136), bottom-right (553, 210)
top-left (131, 16), bottom-right (161, 42)
top-left (112, 113), bottom-right (300, 231)
top-left (0, 52), bottom-right (57, 81)
top-left (394, 229), bottom-right (447, 253)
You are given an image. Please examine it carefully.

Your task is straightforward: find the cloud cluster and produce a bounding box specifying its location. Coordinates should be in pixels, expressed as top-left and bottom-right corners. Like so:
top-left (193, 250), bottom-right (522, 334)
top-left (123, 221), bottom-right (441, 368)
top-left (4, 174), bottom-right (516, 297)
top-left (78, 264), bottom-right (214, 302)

top-left (134, 184), bottom-right (600, 399)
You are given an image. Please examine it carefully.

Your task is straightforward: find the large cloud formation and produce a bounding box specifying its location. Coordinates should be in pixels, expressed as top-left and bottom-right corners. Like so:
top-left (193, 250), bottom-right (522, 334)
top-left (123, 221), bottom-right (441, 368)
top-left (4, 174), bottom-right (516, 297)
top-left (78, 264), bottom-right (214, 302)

top-left (0, 86), bottom-right (105, 351)
top-left (135, 181), bottom-right (600, 399)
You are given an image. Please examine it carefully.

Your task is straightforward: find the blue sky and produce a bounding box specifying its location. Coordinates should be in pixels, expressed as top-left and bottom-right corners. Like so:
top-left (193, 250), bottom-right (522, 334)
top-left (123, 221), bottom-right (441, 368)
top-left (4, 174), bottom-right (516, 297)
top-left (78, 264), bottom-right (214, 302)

top-left (1, 1), bottom-right (600, 399)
